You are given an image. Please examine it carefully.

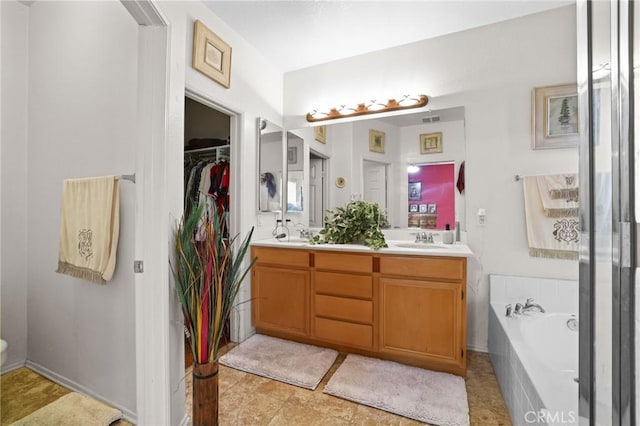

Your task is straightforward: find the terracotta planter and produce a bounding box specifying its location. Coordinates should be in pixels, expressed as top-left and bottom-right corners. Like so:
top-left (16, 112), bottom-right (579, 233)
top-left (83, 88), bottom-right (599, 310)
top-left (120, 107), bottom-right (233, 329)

top-left (192, 360), bottom-right (219, 426)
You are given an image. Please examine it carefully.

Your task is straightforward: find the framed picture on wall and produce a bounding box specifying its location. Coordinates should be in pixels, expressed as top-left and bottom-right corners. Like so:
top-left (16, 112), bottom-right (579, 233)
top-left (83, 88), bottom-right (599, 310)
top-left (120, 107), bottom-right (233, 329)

top-left (287, 147), bottom-right (297, 164)
top-left (369, 129), bottom-right (385, 153)
top-left (192, 20), bottom-right (232, 88)
top-left (427, 203), bottom-right (437, 214)
top-left (409, 204), bottom-right (418, 212)
top-left (408, 182), bottom-right (422, 201)
top-left (420, 132), bottom-right (443, 154)
top-left (419, 204), bottom-right (427, 213)
top-left (532, 83), bottom-right (579, 149)
top-left (314, 125), bottom-right (327, 143)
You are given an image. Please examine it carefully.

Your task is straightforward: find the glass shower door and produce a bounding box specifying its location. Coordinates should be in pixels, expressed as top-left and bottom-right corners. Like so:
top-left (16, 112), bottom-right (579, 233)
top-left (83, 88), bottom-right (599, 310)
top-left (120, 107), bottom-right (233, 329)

top-left (578, 1), bottom-right (637, 424)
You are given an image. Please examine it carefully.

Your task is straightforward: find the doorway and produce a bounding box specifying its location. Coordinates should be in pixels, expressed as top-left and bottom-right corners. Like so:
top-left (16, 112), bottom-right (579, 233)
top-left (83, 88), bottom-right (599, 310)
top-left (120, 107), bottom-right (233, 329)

top-left (362, 159), bottom-right (388, 212)
top-left (309, 150), bottom-right (328, 227)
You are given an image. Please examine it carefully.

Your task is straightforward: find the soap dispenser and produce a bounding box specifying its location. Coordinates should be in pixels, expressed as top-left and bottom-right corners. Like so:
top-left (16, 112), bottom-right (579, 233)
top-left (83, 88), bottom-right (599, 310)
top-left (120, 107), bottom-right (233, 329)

top-left (442, 224), bottom-right (454, 244)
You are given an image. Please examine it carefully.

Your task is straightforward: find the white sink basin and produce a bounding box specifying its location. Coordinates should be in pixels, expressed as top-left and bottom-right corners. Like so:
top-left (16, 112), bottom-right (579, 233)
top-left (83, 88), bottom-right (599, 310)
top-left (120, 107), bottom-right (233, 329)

top-left (394, 242), bottom-right (449, 250)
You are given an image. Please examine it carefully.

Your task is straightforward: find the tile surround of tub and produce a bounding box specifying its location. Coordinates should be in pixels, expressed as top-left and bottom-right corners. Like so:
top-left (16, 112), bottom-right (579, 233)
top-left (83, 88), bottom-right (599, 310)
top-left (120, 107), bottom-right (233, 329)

top-left (489, 307), bottom-right (546, 426)
top-left (489, 274), bottom-right (578, 314)
top-left (489, 274), bottom-right (578, 426)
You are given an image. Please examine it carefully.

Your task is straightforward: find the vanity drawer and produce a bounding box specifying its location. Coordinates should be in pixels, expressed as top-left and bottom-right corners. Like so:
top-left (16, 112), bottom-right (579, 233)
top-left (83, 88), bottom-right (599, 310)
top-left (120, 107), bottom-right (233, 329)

top-left (315, 272), bottom-right (372, 299)
top-left (315, 294), bottom-right (373, 324)
top-left (379, 255), bottom-right (465, 281)
top-left (314, 317), bottom-right (373, 348)
top-left (252, 247), bottom-right (309, 268)
top-left (314, 252), bottom-right (372, 273)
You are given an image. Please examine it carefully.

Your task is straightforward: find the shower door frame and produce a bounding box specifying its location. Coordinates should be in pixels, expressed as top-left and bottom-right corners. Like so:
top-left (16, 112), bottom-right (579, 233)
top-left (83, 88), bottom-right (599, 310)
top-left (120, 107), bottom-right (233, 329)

top-left (577, 1), bottom-right (637, 424)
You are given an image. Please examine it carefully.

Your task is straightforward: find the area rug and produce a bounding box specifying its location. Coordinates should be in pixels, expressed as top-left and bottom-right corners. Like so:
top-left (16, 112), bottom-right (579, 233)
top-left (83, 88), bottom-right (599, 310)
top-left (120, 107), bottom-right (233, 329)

top-left (11, 392), bottom-right (123, 426)
top-left (324, 354), bottom-right (469, 426)
top-left (219, 334), bottom-right (338, 390)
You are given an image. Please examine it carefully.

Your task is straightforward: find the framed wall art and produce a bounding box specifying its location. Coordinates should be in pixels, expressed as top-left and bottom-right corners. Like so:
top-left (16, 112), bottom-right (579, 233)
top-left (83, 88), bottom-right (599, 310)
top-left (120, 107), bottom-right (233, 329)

top-left (408, 182), bottom-right (422, 201)
top-left (420, 132), bottom-right (443, 154)
top-left (287, 147), bottom-right (298, 164)
top-left (369, 129), bottom-right (385, 153)
top-left (314, 125), bottom-right (327, 143)
top-left (532, 83), bottom-right (579, 149)
top-left (192, 20), bottom-right (232, 88)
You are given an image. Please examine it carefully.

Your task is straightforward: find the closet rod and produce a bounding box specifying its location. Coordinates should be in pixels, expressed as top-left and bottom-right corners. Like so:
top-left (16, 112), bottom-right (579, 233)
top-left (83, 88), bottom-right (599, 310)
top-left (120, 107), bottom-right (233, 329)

top-left (184, 145), bottom-right (229, 154)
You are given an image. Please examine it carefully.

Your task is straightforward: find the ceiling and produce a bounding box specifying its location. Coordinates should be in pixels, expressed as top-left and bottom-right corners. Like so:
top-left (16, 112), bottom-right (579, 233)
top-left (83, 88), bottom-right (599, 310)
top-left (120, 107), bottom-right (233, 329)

top-left (204, 0), bottom-right (572, 73)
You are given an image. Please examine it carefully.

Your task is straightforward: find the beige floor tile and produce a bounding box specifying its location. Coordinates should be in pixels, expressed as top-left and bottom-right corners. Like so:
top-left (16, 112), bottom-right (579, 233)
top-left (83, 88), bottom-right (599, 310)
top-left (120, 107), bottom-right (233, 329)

top-left (218, 383), bottom-right (284, 425)
top-left (268, 398), bottom-right (351, 426)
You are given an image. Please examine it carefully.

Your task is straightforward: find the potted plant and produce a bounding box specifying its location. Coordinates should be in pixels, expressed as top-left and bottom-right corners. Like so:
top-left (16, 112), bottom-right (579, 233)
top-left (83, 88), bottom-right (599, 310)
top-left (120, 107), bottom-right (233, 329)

top-left (171, 203), bottom-right (256, 425)
top-left (310, 200), bottom-right (388, 250)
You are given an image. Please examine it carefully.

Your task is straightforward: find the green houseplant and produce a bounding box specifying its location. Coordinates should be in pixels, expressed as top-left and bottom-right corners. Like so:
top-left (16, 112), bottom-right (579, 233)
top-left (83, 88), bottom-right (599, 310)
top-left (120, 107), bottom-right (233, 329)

top-left (171, 203), bottom-right (256, 425)
top-left (310, 200), bottom-right (388, 250)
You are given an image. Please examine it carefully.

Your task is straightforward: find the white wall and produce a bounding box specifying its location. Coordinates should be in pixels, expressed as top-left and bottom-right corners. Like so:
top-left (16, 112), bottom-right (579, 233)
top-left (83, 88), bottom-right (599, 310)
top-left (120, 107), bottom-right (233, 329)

top-left (1, 0), bottom-right (29, 371)
top-left (156, 2), bottom-right (284, 423)
top-left (25, 1), bottom-right (137, 418)
top-left (284, 6), bottom-right (579, 351)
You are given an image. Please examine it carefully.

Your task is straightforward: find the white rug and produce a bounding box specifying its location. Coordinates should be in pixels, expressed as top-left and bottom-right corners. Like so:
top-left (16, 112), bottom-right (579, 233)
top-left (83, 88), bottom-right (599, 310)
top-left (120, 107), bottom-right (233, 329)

top-left (219, 334), bottom-right (338, 390)
top-left (324, 354), bottom-right (470, 426)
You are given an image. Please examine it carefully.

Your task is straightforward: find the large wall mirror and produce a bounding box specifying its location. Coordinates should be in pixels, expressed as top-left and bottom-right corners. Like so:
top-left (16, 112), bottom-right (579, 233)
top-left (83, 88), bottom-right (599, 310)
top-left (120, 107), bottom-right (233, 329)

top-left (257, 118), bottom-right (284, 213)
top-left (285, 106), bottom-right (466, 231)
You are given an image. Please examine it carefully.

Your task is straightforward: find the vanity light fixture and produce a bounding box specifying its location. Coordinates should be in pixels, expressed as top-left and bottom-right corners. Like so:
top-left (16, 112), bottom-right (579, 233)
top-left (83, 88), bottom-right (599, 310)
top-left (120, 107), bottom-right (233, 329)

top-left (306, 94), bottom-right (428, 123)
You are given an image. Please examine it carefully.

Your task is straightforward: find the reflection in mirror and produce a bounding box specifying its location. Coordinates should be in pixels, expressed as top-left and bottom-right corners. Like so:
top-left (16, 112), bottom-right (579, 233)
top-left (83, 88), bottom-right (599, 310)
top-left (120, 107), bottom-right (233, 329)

top-left (286, 131), bottom-right (305, 214)
top-left (257, 118), bottom-right (283, 212)
top-left (407, 162), bottom-right (455, 229)
top-left (286, 106), bottom-right (466, 231)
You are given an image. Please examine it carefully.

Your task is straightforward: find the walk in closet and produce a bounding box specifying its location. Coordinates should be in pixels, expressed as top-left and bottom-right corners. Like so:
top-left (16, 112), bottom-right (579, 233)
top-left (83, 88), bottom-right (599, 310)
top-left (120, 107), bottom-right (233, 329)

top-left (183, 96), bottom-right (232, 367)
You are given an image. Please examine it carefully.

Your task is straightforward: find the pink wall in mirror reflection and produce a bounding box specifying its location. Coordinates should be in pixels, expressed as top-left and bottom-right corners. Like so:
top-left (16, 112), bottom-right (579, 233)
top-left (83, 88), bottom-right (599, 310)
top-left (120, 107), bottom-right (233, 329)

top-left (408, 162), bottom-right (455, 230)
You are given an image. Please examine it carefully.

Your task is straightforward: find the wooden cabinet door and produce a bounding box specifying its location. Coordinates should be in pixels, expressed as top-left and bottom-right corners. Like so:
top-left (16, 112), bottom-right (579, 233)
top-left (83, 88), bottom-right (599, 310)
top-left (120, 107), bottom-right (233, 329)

top-left (252, 265), bottom-right (309, 336)
top-left (379, 277), bottom-right (462, 363)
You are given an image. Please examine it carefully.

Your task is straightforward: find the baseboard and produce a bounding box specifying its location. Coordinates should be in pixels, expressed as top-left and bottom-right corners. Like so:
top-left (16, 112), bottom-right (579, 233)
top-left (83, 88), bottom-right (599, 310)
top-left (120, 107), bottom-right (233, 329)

top-left (25, 360), bottom-right (137, 423)
top-left (1, 359), bottom-right (26, 374)
top-left (467, 343), bottom-right (488, 353)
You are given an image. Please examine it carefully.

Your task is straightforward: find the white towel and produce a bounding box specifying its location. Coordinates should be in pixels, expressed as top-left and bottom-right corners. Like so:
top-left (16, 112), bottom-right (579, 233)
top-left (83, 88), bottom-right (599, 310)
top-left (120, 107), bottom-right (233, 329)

top-left (56, 176), bottom-right (120, 284)
top-left (536, 175), bottom-right (579, 217)
top-left (523, 176), bottom-right (579, 260)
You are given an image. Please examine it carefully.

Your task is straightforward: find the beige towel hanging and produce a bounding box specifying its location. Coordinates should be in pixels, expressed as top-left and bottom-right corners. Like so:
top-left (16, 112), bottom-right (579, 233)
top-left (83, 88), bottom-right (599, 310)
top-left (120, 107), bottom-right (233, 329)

top-left (523, 176), bottom-right (579, 260)
top-left (539, 173), bottom-right (579, 200)
top-left (536, 175), bottom-right (579, 217)
top-left (56, 176), bottom-right (120, 284)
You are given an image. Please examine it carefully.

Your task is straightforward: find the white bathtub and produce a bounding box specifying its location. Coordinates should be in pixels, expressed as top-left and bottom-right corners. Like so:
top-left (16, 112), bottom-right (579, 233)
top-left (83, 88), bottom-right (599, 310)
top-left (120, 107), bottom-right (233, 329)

top-left (489, 274), bottom-right (579, 426)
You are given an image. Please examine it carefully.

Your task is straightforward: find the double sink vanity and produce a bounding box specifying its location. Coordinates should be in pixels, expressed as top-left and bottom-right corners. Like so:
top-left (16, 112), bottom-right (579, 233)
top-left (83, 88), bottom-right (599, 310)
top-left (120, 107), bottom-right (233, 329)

top-left (255, 105), bottom-right (471, 376)
top-left (250, 239), bottom-right (473, 376)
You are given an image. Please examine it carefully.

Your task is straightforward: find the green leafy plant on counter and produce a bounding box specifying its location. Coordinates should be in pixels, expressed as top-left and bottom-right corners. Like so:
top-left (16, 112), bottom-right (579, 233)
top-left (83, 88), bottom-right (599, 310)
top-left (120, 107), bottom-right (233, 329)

top-left (309, 200), bottom-right (388, 250)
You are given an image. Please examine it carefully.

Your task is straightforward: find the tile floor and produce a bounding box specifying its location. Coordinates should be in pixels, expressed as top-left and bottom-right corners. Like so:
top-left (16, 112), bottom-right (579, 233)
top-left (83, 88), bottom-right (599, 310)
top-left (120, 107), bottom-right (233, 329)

top-left (2, 350), bottom-right (511, 425)
top-left (188, 350), bottom-right (512, 425)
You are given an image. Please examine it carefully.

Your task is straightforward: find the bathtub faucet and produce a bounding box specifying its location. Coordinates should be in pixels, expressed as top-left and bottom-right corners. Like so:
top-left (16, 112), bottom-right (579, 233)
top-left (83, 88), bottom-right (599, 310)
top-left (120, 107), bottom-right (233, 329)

top-left (523, 298), bottom-right (546, 313)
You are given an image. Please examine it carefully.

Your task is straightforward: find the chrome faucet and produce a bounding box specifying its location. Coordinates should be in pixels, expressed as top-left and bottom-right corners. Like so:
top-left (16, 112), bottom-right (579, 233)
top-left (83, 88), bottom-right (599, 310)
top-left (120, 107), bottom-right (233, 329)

top-left (522, 298), bottom-right (545, 313)
top-left (299, 228), bottom-right (313, 239)
top-left (415, 232), bottom-right (434, 243)
top-left (505, 304), bottom-right (513, 317)
top-left (514, 303), bottom-right (524, 315)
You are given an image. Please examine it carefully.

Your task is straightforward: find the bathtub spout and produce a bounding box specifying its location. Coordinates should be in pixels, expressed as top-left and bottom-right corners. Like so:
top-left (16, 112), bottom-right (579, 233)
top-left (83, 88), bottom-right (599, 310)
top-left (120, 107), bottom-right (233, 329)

top-left (523, 298), bottom-right (546, 313)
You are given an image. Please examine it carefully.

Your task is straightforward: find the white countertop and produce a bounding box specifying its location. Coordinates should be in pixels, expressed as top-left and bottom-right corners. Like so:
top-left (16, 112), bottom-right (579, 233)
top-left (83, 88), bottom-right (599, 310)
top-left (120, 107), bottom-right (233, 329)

top-left (251, 238), bottom-right (474, 258)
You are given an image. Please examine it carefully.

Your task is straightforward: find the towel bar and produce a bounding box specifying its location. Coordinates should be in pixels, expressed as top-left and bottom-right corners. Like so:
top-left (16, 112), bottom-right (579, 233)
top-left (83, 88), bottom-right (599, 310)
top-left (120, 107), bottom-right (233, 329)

top-left (117, 174), bottom-right (136, 183)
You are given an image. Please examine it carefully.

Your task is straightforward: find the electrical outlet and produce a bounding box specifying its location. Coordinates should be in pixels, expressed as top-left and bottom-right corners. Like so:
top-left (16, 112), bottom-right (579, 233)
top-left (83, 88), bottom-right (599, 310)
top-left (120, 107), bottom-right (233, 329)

top-left (477, 208), bottom-right (486, 226)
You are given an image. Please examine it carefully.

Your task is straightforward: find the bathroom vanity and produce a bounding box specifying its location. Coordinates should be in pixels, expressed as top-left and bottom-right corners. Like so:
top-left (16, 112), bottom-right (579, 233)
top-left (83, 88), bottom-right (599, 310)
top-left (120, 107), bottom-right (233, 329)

top-left (250, 241), bottom-right (471, 376)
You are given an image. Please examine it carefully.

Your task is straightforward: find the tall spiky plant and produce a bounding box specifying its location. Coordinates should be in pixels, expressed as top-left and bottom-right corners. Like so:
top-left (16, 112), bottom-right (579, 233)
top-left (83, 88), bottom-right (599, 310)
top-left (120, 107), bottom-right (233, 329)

top-left (171, 203), bottom-right (256, 363)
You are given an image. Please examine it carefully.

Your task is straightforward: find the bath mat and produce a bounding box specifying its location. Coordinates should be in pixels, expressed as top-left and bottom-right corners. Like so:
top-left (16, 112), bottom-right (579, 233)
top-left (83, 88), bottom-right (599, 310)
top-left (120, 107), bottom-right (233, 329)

top-left (11, 392), bottom-right (122, 426)
top-left (219, 334), bottom-right (338, 390)
top-left (324, 354), bottom-right (469, 426)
